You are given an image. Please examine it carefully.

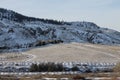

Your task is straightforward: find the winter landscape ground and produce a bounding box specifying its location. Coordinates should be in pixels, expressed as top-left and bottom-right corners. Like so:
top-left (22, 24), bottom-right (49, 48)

top-left (0, 8), bottom-right (120, 80)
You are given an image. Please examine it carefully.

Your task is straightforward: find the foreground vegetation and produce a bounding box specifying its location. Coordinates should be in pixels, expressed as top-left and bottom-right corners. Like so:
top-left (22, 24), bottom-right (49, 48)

top-left (29, 62), bottom-right (79, 72)
top-left (0, 62), bottom-right (120, 80)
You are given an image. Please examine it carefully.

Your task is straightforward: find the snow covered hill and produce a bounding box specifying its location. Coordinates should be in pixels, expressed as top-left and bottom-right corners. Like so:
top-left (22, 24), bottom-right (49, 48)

top-left (0, 8), bottom-right (120, 51)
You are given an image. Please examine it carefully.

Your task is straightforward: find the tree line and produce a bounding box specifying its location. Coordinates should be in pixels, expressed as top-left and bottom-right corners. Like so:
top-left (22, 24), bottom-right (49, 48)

top-left (29, 62), bottom-right (79, 72)
top-left (29, 63), bottom-right (65, 72)
top-left (0, 8), bottom-right (71, 25)
top-left (35, 40), bottom-right (63, 47)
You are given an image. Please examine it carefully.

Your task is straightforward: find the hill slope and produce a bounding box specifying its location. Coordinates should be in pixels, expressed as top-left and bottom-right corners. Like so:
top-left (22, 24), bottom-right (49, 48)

top-left (18, 43), bottom-right (120, 63)
top-left (0, 8), bottom-right (120, 51)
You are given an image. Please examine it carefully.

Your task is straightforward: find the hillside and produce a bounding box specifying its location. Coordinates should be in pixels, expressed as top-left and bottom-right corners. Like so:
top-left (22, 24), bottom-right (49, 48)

top-left (21, 43), bottom-right (120, 63)
top-left (0, 8), bottom-right (120, 52)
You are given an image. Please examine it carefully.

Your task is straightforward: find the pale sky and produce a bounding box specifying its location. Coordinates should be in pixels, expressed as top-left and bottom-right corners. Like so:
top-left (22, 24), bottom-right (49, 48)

top-left (0, 0), bottom-right (120, 31)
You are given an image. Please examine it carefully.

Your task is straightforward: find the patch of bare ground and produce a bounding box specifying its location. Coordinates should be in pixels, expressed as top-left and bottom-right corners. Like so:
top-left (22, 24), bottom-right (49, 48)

top-left (0, 53), bottom-right (32, 62)
top-left (1, 73), bottom-right (120, 80)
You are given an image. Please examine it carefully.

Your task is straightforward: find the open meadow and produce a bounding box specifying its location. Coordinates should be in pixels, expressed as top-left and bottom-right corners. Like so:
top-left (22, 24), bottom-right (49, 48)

top-left (24, 42), bottom-right (120, 63)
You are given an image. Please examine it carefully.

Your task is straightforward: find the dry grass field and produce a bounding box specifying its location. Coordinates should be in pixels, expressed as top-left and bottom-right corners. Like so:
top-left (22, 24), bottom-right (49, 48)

top-left (24, 42), bottom-right (120, 63)
top-left (0, 53), bottom-right (32, 62)
top-left (0, 42), bottom-right (120, 63)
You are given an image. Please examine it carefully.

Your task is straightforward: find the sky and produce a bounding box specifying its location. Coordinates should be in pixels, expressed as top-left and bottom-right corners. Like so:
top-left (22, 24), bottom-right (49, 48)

top-left (0, 0), bottom-right (120, 31)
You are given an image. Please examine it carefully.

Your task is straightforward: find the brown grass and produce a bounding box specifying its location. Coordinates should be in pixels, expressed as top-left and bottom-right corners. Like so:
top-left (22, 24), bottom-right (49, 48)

top-left (25, 42), bottom-right (120, 63)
